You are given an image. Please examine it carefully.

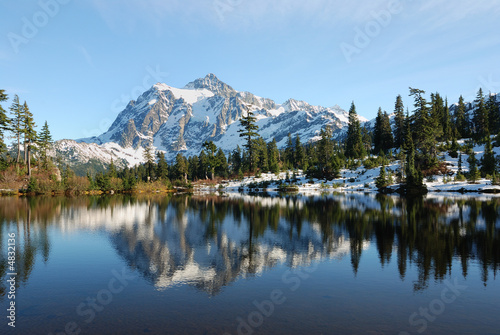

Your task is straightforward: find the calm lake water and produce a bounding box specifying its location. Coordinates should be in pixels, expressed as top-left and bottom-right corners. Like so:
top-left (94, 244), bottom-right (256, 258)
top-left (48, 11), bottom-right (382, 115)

top-left (0, 193), bottom-right (499, 335)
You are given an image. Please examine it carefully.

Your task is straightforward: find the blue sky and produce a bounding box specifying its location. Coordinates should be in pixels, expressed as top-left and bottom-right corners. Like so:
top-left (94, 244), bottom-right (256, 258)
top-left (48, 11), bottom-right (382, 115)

top-left (1, 0), bottom-right (499, 140)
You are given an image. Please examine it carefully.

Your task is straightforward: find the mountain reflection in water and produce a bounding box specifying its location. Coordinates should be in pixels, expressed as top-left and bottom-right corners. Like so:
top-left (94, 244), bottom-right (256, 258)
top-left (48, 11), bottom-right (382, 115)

top-left (0, 193), bottom-right (499, 300)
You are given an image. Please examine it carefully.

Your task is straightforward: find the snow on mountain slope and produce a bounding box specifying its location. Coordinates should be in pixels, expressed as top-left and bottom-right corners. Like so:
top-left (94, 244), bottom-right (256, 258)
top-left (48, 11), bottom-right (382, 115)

top-left (71, 74), bottom-right (357, 164)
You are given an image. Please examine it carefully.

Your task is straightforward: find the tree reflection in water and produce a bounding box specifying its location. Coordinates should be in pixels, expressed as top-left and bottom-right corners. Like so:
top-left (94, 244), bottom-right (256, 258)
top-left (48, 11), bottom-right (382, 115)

top-left (0, 193), bottom-right (498, 299)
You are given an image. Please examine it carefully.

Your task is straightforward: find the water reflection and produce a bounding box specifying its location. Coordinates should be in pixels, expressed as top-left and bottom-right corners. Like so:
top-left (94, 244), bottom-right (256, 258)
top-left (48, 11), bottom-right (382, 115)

top-left (0, 193), bottom-right (499, 299)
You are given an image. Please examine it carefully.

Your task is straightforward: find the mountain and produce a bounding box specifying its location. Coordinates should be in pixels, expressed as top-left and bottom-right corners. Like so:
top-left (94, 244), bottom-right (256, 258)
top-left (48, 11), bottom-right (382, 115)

top-left (63, 74), bottom-right (364, 169)
top-left (53, 74), bottom-right (499, 173)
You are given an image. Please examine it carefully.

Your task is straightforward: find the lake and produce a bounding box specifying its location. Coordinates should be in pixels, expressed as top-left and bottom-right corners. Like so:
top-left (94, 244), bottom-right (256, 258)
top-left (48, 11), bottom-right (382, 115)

top-left (0, 193), bottom-right (499, 335)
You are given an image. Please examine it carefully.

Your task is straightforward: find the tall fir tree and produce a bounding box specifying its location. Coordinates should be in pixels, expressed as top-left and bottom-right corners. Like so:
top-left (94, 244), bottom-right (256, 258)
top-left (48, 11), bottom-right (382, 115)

top-left (22, 102), bottom-right (36, 176)
top-left (393, 95), bottom-right (405, 148)
top-left (238, 110), bottom-right (259, 172)
top-left (9, 95), bottom-right (23, 164)
top-left (294, 134), bottom-right (304, 170)
top-left (454, 95), bottom-right (469, 138)
top-left (404, 126), bottom-right (423, 191)
top-left (143, 144), bottom-right (155, 181)
top-left (202, 140), bottom-right (218, 180)
top-left (198, 150), bottom-right (209, 179)
top-left (382, 111), bottom-right (394, 151)
top-left (487, 93), bottom-right (500, 135)
top-left (442, 98), bottom-right (452, 142)
top-left (472, 88), bottom-right (489, 141)
top-left (215, 148), bottom-right (229, 178)
top-left (409, 88), bottom-right (439, 163)
top-left (230, 145), bottom-right (242, 175)
top-left (318, 127), bottom-right (334, 174)
top-left (373, 108), bottom-right (384, 154)
top-left (0, 90), bottom-right (10, 157)
top-left (267, 139), bottom-right (280, 174)
top-left (174, 153), bottom-right (189, 183)
top-left (254, 137), bottom-right (268, 172)
top-left (345, 102), bottom-right (365, 159)
top-left (481, 136), bottom-right (496, 177)
top-left (156, 151), bottom-right (169, 181)
top-left (38, 121), bottom-right (53, 169)
top-left (284, 133), bottom-right (294, 168)
top-left (373, 109), bottom-right (394, 153)
top-left (467, 149), bottom-right (480, 183)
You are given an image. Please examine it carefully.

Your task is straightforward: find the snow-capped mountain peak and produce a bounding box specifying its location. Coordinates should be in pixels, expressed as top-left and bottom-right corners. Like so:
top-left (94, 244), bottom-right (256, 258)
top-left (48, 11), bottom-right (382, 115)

top-left (61, 74), bottom-right (387, 170)
top-left (184, 73), bottom-right (236, 98)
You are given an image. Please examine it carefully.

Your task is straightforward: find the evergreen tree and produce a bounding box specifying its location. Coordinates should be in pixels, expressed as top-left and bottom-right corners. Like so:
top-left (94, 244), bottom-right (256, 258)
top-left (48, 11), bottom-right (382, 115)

top-left (382, 111), bottom-right (394, 151)
top-left (156, 151), bottom-right (169, 181)
top-left (374, 108), bottom-right (394, 153)
top-left (238, 110), bottom-right (259, 172)
top-left (393, 95), bottom-right (405, 149)
top-left (442, 97), bottom-right (452, 141)
top-left (108, 159), bottom-right (117, 178)
top-left (202, 140), bottom-right (218, 180)
top-left (254, 137), bottom-right (268, 172)
top-left (430, 93), bottom-right (447, 141)
top-left (143, 144), bottom-right (155, 181)
top-left (230, 145), bottom-right (242, 175)
top-left (215, 148), bottom-right (229, 178)
top-left (267, 139), bottom-right (280, 174)
top-left (481, 136), bottom-right (496, 176)
top-left (345, 102), bottom-right (365, 159)
top-left (472, 88), bottom-right (489, 141)
top-left (9, 95), bottom-right (23, 164)
top-left (455, 151), bottom-right (465, 181)
top-left (467, 149), bottom-right (480, 183)
top-left (294, 134), bottom-right (304, 169)
top-left (454, 95), bottom-right (468, 138)
top-left (487, 93), bottom-right (500, 135)
top-left (187, 156), bottom-right (199, 181)
top-left (373, 108), bottom-right (384, 154)
top-left (284, 133), bottom-right (294, 168)
top-left (375, 164), bottom-right (389, 190)
top-left (361, 126), bottom-right (372, 155)
top-left (22, 102), bottom-right (36, 176)
top-left (38, 121), bottom-right (53, 169)
top-left (0, 90), bottom-right (10, 156)
top-left (409, 88), bottom-right (439, 164)
top-left (318, 127), bottom-right (334, 174)
top-left (174, 153), bottom-right (189, 183)
top-left (404, 121), bottom-right (423, 192)
top-left (198, 150), bottom-right (209, 179)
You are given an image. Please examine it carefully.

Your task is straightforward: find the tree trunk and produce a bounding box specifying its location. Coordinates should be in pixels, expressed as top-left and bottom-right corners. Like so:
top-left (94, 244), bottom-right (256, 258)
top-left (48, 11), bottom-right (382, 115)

top-left (16, 134), bottom-right (20, 163)
top-left (27, 144), bottom-right (31, 177)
